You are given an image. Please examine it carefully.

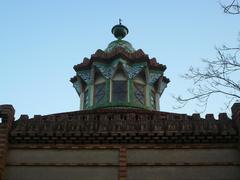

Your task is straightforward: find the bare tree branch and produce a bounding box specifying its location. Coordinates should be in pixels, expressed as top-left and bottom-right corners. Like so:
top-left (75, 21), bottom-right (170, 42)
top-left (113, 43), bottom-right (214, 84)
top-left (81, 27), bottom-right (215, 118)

top-left (174, 37), bottom-right (240, 112)
top-left (173, 1), bottom-right (240, 112)
top-left (220, 0), bottom-right (240, 14)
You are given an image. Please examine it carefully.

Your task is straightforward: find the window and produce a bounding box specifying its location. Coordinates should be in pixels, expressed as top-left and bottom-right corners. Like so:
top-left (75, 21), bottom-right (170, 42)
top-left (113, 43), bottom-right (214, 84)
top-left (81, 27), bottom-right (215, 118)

top-left (112, 81), bottom-right (127, 102)
top-left (134, 82), bottom-right (145, 105)
top-left (84, 89), bottom-right (89, 108)
top-left (150, 90), bottom-right (156, 109)
top-left (94, 83), bottom-right (105, 105)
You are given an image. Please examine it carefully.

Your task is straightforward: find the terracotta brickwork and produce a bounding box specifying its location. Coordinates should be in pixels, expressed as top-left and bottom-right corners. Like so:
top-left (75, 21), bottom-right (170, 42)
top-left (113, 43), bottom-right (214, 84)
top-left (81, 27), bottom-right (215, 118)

top-left (71, 47), bottom-right (166, 73)
top-left (119, 146), bottom-right (127, 180)
top-left (9, 108), bottom-right (238, 144)
top-left (0, 103), bottom-right (240, 179)
top-left (0, 105), bottom-right (14, 180)
top-left (232, 103), bottom-right (240, 131)
top-left (4, 144), bottom-right (240, 180)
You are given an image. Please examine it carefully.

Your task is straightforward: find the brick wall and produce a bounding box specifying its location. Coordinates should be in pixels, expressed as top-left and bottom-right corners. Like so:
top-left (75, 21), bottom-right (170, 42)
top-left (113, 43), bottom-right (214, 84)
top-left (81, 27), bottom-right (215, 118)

top-left (1, 103), bottom-right (240, 180)
top-left (4, 144), bottom-right (240, 180)
top-left (0, 105), bottom-right (14, 180)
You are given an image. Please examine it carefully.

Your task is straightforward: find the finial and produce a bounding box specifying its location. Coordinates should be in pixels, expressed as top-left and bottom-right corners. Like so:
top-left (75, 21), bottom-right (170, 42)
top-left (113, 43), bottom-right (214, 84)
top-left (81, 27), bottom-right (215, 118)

top-left (119, 18), bottom-right (122, 25)
top-left (111, 19), bottom-right (129, 40)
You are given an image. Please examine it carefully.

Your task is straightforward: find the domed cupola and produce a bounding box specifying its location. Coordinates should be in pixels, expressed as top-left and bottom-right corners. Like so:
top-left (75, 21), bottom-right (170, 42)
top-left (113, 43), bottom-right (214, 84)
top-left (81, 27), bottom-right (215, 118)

top-left (70, 22), bottom-right (170, 111)
top-left (105, 21), bottom-right (135, 53)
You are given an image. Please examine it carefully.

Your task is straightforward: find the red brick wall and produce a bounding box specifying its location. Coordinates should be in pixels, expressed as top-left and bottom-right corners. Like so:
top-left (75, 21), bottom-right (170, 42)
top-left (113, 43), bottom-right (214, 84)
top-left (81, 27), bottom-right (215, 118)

top-left (0, 105), bottom-right (14, 180)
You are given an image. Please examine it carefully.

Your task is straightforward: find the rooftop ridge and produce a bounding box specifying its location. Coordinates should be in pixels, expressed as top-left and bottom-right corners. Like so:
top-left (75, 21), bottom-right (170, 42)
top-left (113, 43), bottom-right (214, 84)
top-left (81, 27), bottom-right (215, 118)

top-left (72, 47), bottom-right (166, 73)
top-left (1, 103), bottom-right (239, 145)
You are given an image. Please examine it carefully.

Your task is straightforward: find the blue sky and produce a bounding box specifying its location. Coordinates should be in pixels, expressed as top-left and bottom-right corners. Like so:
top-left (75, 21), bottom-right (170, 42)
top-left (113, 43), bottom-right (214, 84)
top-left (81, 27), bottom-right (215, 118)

top-left (0, 0), bottom-right (239, 119)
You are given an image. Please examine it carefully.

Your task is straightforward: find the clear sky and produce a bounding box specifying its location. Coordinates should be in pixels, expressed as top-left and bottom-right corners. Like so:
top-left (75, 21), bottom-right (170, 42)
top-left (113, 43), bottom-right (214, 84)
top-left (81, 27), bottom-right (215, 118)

top-left (0, 0), bottom-right (239, 119)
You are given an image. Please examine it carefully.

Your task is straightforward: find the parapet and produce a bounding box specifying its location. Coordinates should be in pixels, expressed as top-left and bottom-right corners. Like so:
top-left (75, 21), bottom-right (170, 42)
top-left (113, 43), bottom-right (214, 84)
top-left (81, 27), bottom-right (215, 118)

top-left (8, 105), bottom-right (238, 144)
top-left (0, 104), bottom-right (15, 129)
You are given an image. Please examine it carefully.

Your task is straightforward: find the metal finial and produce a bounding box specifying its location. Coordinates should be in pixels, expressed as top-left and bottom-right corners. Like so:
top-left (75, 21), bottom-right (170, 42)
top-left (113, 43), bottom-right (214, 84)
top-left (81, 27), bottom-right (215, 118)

top-left (111, 20), bottom-right (128, 40)
top-left (119, 18), bottom-right (122, 25)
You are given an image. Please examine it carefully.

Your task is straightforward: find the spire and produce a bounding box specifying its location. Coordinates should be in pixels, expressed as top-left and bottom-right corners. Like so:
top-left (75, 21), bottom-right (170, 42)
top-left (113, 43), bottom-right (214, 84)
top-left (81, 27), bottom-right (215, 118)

top-left (111, 19), bottom-right (129, 40)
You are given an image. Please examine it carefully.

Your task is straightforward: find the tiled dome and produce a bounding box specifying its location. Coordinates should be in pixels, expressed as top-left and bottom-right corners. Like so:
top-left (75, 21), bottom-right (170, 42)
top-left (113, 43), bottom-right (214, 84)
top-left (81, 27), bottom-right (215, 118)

top-left (105, 39), bottom-right (135, 53)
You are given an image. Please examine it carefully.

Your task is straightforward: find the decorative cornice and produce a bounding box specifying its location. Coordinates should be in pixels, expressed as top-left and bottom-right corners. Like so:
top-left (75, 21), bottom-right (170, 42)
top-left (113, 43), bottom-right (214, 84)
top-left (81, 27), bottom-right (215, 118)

top-left (163, 76), bottom-right (170, 84)
top-left (9, 109), bottom-right (238, 144)
top-left (9, 143), bottom-right (238, 150)
top-left (73, 47), bottom-right (166, 72)
top-left (73, 58), bottom-right (91, 71)
top-left (70, 76), bottom-right (78, 83)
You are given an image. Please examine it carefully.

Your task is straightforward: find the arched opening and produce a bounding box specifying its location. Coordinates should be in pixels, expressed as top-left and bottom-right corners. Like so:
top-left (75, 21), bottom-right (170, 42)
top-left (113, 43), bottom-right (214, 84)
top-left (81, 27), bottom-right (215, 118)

top-left (77, 77), bottom-right (88, 110)
top-left (150, 89), bottom-right (156, 109)
top-left (83, 88), bottom-right (89, 109)
top-left (111, 67), bottom-right (128, 103)
top-left (133, 70), bottom-right (146, 106)
top-left (94, 69), bottom-right (106, 106)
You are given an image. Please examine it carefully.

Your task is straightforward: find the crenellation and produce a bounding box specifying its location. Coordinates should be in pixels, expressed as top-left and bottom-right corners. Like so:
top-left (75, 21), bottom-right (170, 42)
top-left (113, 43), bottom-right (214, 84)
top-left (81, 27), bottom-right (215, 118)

top-left (232, 103), bottom-right (240, 131)
top-left (192, 113), bottom-right (201, 121)
top-left (205, 114), bottom-right (215, 121)
top-left (19, 115), bottom-right (29, 121)
top-left (218, 113), bottom-right (230, 121)
top-left (5, 108), bottom-right (238, 145)
top-left (0, 105), bottom-right (15, 129)
top-left (33, 115), bottom-right (42, 122)
top-left (0, 105), bottom-right (15, 178)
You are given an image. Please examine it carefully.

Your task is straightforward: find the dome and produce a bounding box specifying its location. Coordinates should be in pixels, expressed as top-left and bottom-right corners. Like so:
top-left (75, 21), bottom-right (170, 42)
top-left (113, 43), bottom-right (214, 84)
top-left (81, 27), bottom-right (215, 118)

top-left (105, 21), bottom-right (135, 53)
top-left (71, 22), bottom-right (169, 111)
top-left (105, 39), bottom-right (135, 53)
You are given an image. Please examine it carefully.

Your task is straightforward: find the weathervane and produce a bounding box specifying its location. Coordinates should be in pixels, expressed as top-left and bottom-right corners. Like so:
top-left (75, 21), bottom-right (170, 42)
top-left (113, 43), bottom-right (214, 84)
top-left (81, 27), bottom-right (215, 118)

top-left (119, 18), bottom-right (122, 25)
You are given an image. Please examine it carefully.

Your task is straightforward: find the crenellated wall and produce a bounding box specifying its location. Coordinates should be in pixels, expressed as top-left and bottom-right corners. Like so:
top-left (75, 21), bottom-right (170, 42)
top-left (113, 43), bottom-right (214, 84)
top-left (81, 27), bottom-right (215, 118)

top-left (0, 105), bottom-right (15, 180)
top-left (0, 103), bottom-right (240, 180)
top-left (8, 108), bottom-right (238, 144)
